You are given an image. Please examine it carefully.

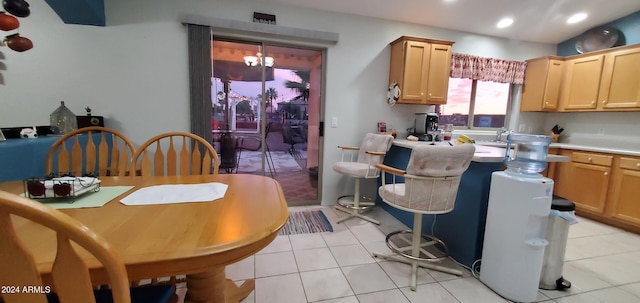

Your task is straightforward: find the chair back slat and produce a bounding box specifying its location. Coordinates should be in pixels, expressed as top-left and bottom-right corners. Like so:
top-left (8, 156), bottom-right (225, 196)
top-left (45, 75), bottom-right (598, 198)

top-left (201, 153), bottom-right (212, 175)
top-left (112, 144), bottom-right (123, 176)
top-left (55, 143), bottom-right (70, 176)
top-left (45, 127), bottom-right (136, 177)
top-left (85, 131), bottom-right (97, 176)
top-left (180, 137), bottom-right (190, 176)
top-left (51, 235), bottom-right (97, 303)
top-left (0, 191), bottom-right (132, 303)
top-left (97, 133), bottom-right (110, 176)
top-left (70, 136), bottom-right (83, 175)
top-left (153, 141), bottom-right (165, 176)
top-left (132, 132), bottom-right (219, 177)
top-left (140, 151), bottom-right (152, 176)
top-left (167, 137), bottom-right (178, 176)
top-left (191, 147), bottom-right (202, 175)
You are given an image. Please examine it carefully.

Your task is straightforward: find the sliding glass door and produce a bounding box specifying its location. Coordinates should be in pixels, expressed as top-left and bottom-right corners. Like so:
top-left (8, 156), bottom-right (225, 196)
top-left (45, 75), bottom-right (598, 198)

top-left (210, 37), bottom-right (322, 204)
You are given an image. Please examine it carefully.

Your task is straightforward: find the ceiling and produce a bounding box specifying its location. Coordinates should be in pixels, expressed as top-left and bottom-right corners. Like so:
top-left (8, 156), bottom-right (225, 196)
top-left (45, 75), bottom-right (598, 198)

top-left (251, 0), bottom-right (640, 44)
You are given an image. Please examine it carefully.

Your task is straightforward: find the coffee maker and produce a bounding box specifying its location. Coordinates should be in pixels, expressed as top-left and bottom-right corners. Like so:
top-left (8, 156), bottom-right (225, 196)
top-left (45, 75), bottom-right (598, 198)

top-left (411, 113), bottom-right (440, 141)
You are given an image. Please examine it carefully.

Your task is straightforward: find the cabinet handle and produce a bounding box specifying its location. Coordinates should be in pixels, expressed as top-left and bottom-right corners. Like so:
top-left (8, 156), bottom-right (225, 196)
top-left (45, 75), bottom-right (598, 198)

top-left (587, 157), bottom-right (593, 162)
top-left (636, 163), bottom-right (640, 168)
top-left (604, 172), bottom-right (608, 176)
top-left (428, 92), bottom-right (432, 97)
top-left (602, 100), bottom-right (607, 104)
top-left (421, 92), bottom-right (424, 96)
top-left (591, 101), bottom-right (596, 105)
top-left (545, 101), bottom-right (549, 105)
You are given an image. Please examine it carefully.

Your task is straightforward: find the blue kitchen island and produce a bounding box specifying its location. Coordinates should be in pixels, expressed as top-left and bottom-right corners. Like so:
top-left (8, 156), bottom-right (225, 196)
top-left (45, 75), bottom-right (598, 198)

top-left (377, 140), bottom-right (567, 269)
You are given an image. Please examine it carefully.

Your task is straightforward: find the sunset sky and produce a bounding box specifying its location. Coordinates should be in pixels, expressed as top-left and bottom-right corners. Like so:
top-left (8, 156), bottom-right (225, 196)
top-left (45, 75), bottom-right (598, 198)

top-left (441, 78), bottom-right (510, 115)
top-left (212, 69), bottom-right (302, 109)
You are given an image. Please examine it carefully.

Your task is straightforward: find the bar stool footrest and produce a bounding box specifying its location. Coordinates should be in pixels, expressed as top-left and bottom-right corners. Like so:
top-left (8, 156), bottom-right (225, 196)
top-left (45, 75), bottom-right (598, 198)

top-left (336, 195), bottom-right (375, 210)
top-left (385, 230), bottom-right (449, 263)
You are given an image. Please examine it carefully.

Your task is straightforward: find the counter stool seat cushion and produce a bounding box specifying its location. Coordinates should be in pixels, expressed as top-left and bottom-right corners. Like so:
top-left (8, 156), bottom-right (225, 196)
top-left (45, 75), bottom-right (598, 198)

top-left (333, 162), bottom-right (375, 178)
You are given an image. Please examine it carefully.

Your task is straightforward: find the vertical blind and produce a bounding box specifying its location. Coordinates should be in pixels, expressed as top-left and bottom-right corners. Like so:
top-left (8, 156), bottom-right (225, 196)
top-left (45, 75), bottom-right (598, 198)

top-left (187, 24), bottom-right (213, 144)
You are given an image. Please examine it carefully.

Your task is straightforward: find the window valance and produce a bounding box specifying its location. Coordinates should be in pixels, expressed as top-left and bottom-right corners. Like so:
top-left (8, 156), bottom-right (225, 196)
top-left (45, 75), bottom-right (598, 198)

top-left (450, 53), bottom-right (527, 85)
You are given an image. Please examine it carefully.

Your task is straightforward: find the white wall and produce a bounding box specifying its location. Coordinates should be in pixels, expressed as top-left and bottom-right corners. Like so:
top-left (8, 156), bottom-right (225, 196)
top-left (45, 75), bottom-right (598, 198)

top-left (0, 0), bottom-right (558, 205)
top-left (543, 112), bottom-right (640, 150)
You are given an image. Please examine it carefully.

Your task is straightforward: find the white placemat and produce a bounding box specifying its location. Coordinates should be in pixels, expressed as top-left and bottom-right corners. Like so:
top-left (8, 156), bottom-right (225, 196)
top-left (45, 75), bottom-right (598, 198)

top-left (119, 182), bottom-right (228, 206)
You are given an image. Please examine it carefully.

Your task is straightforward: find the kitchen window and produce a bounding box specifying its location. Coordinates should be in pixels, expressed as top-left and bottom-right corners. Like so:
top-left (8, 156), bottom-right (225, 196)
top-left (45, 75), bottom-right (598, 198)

top-left (437, 77), bottom-right (512, 129)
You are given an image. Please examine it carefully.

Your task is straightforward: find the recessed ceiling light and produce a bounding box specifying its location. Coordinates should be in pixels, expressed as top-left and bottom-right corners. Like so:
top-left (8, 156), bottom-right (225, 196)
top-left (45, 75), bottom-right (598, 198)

top-left (496, 18), bottom-right (514, 28)
top-left (567, 13), bottom-right (587, 24)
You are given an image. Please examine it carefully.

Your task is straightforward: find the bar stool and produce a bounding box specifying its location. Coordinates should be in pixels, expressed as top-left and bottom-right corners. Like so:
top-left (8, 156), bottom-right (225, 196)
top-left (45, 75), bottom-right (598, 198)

top-left (333, 133), bottom-right (393, 224)
top-left (373, 143), bottom-right (475, 290)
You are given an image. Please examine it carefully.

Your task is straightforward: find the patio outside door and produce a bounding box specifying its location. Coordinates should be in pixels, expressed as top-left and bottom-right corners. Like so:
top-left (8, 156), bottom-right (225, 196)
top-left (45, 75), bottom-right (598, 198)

top-left (211, 38), bottom-right (322, 204)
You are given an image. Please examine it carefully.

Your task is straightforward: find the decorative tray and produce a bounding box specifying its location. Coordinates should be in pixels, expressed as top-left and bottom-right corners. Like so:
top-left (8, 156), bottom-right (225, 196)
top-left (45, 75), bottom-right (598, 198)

top-left (575, 26), bottom-right (621, 54)
top-left (24, 177), bottom-right (101, 200)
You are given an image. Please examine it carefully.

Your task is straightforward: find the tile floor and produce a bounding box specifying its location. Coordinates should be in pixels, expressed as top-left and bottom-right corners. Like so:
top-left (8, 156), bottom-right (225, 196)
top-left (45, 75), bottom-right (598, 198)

top-left (183, 205), bottom-right (640, 303)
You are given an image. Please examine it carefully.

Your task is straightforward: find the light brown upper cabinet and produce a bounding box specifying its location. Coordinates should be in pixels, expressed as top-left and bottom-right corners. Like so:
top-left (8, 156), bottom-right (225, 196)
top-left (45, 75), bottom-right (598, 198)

top-left (388, 36), bottom-right (454, 105)
top-left (560, 54), bottom-right (604, 111)
top-left (520, 57), bottom-right (564, 111)
top-left (597, 47), bottom-right (640, 110)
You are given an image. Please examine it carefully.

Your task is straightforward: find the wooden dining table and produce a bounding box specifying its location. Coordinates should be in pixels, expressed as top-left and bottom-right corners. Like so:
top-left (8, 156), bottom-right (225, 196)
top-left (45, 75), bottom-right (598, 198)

top-left (0, 174), bottom-right (289, 303)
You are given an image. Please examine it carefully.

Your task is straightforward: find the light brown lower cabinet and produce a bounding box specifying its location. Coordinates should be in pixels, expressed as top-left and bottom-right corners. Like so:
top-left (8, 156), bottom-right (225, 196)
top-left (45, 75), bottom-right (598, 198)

top-left (552, 150), bottom-right (640, 234)
top-left (606, 156), bottom-right (640, 227)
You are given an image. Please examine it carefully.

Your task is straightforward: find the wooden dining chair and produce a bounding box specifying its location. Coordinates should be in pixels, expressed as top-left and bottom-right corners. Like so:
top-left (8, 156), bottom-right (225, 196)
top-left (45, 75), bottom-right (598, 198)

top-left (131, 132), bottom-right (219, 176)
top-left (45, 127), bottom-right (136, 177)
top-left (0, 190), bottom-right (176, 303)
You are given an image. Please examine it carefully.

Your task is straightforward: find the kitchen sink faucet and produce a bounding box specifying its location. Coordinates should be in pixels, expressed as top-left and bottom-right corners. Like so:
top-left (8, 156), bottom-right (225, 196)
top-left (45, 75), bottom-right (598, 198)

top-left (495, 127), bottom-right (511, 142)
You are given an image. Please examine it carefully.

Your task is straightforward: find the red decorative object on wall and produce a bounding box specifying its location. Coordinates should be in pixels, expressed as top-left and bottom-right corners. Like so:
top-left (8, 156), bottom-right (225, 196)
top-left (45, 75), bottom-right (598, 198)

top-left (4, 33), bottom-right (32, 52)
top-left (0, 11), bottom-right (19, 31)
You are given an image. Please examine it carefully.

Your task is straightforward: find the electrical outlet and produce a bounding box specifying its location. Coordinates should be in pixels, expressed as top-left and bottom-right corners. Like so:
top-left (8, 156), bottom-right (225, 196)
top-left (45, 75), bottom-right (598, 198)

top-left (331, 117), bottom-right (338, 128)
top-left (597, 128), bottom-right (605, 136)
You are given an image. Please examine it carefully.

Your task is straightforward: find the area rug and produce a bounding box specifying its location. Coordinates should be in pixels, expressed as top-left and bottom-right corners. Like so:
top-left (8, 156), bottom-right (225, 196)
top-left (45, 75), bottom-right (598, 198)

top-left (279, 210), bottom-right (333, 235)
top-left (237, 151), bottom-right (303, 173)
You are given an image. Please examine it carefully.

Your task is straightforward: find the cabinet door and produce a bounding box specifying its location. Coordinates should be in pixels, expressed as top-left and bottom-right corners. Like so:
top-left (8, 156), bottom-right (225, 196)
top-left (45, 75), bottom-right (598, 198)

top-left (424, 43), bottom-right (452, 104)
top-left (598, 47), bottom-right (640, 110)
top-left (562, 55), bottom-right (604, 110)
top-left (607, 157), bottom-right (640, 226)
top-left (543, 60), bottom-right (564, 110)
top-left (569, 162), bottom-right (611, 214)
top-left (521, 58), bottom-right (563, 111)
top-left (401, 41), bottom-right (430, 103)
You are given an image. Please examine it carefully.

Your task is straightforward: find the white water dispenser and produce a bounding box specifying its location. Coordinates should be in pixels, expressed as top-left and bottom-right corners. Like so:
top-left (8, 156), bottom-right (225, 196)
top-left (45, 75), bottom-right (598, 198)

top-left (480, 133), bottom-right (553, 302)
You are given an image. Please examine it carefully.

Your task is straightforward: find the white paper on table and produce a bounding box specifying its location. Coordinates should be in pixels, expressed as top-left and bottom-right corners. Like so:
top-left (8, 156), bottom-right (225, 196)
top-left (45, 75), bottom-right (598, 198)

top-left (119, 182), bottom-right (228, 206)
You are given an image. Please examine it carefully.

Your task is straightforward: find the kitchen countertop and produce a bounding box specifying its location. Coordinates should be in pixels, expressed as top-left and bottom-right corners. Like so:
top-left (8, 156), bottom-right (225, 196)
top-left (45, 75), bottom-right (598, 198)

top-left (548, 143), bottom-right (640, 157)
top-left (392, 139), bottom-right (569, 163)
top-left (472, 141), bottom-right (640, 157)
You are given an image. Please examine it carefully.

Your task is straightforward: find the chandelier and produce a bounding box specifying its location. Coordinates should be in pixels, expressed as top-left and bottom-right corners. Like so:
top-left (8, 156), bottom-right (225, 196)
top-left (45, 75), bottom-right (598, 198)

top-left (243, 46), bottom-right (274, 67)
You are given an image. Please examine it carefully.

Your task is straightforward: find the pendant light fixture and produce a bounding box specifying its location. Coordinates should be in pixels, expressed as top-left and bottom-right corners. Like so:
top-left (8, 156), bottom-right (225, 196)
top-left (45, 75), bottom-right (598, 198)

top-left (243, 45), bottom-right (274, 67)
